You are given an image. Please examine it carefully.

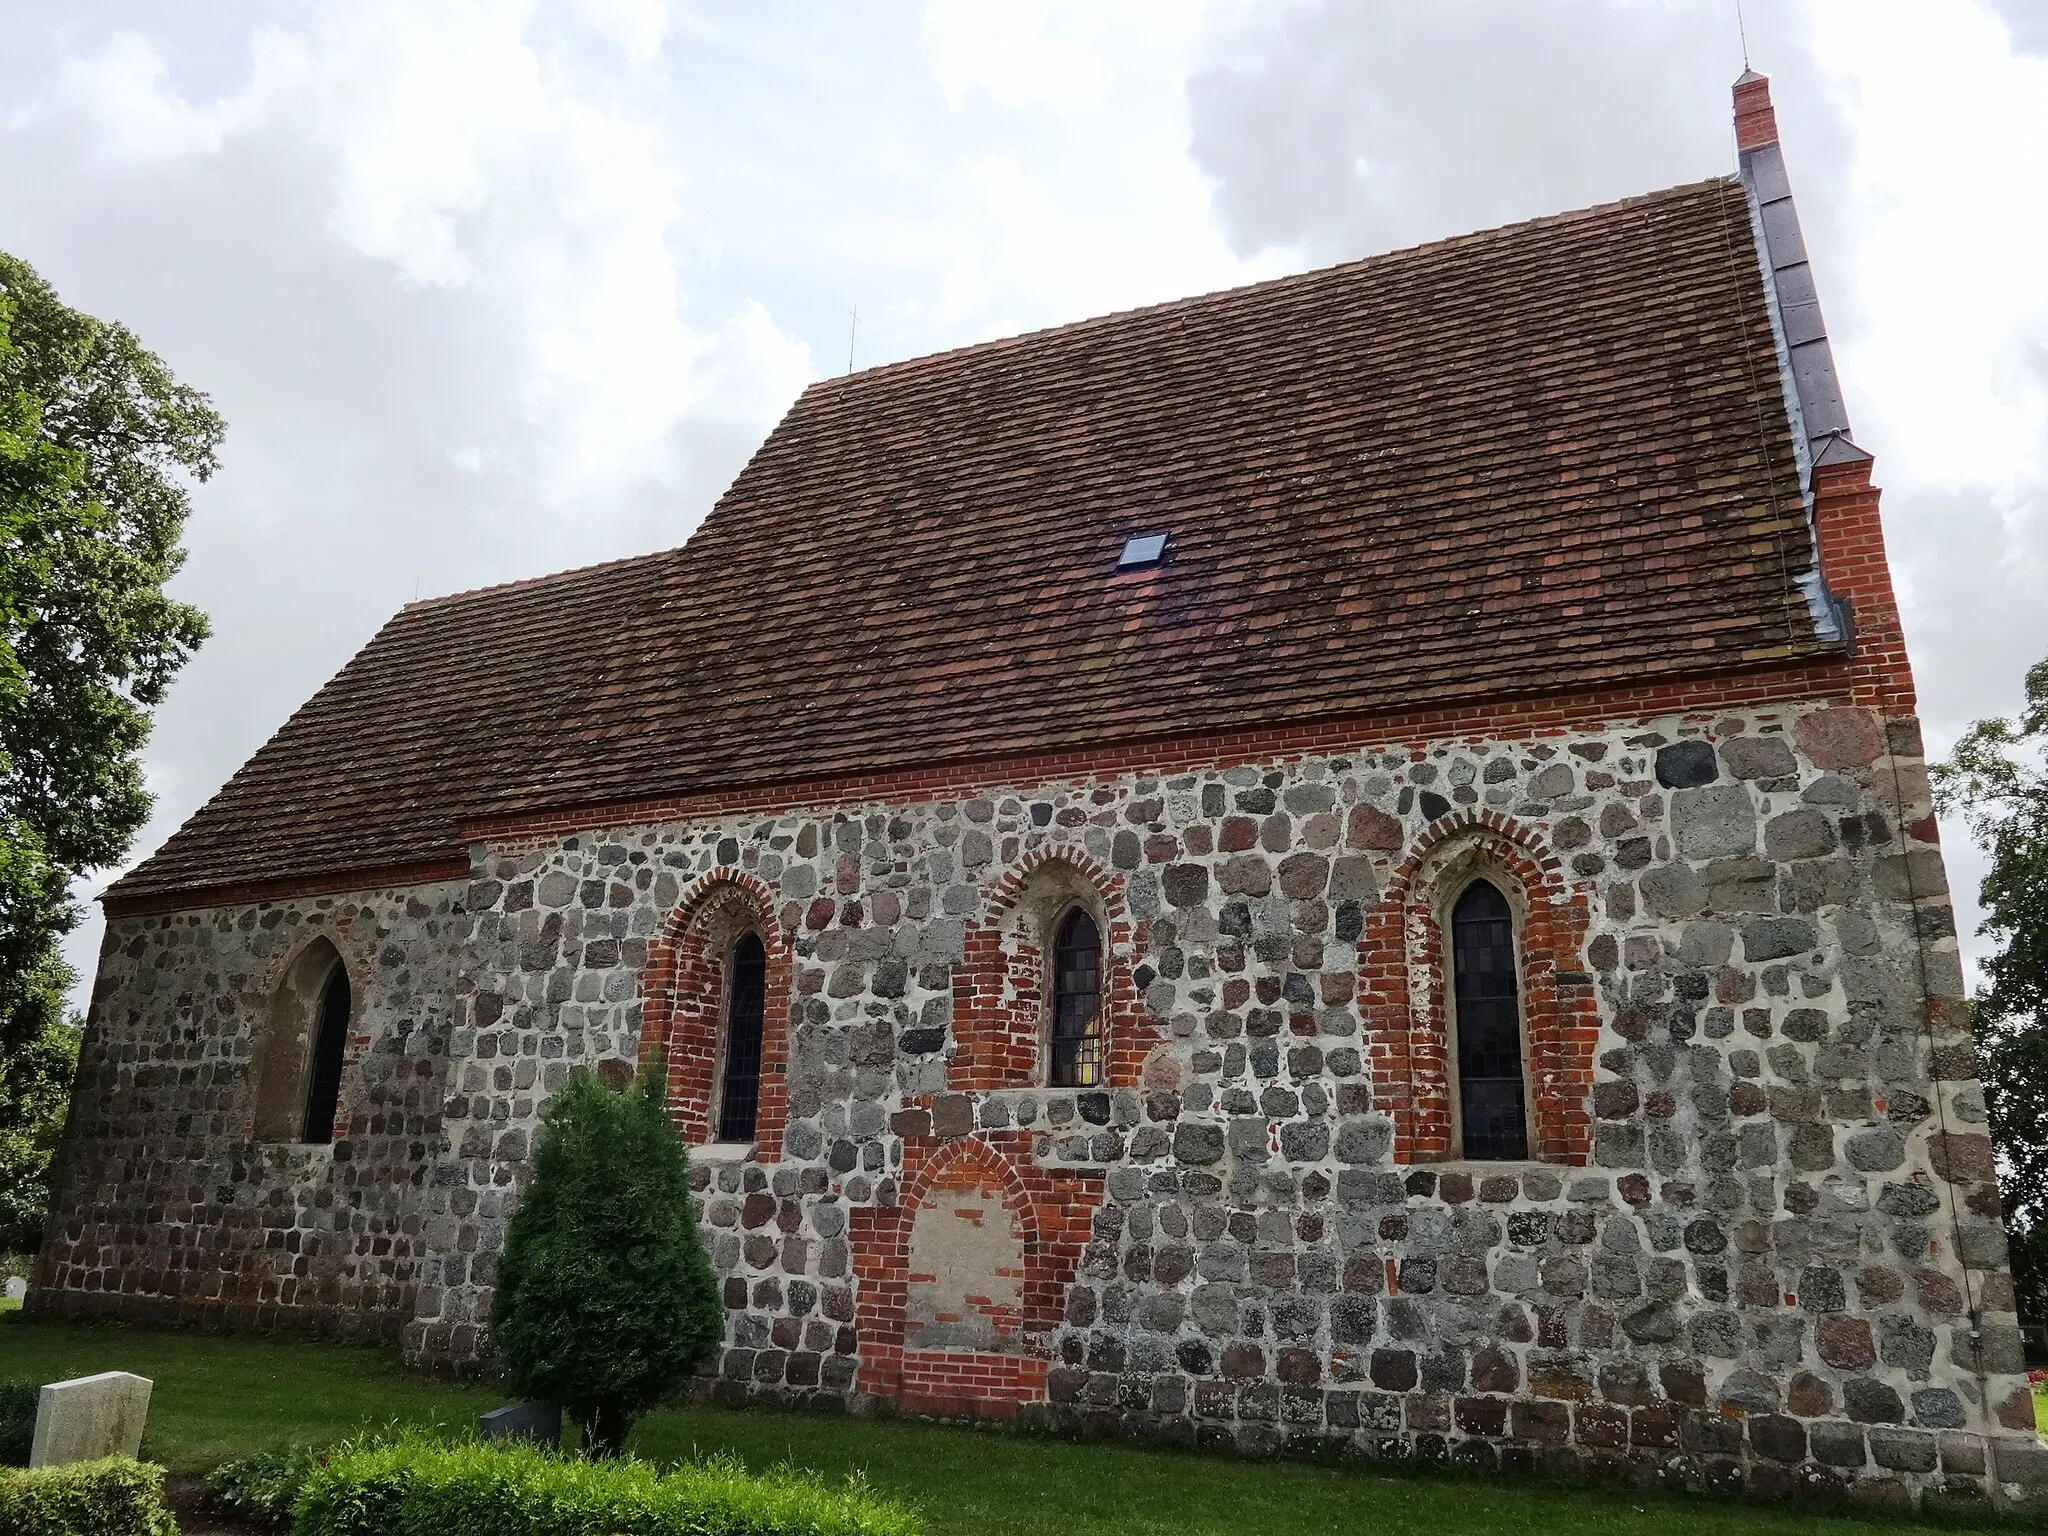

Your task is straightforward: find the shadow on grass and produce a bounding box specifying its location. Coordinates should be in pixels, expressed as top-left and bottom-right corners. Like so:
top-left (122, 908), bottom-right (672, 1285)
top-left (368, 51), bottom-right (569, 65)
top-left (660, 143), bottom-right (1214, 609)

top-left (0, 1311), bottom-right (498, 1473)
top-left (0, 1314), bottom-right (2031, 1536)
top-left (628, 1394), bottom-right (2031, 1536)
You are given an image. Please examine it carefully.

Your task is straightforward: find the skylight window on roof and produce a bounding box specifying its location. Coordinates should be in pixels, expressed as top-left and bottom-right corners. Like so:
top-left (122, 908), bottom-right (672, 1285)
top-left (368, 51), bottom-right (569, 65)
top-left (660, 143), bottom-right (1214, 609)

top-left (1118, 533), bottom-right (1168, 569)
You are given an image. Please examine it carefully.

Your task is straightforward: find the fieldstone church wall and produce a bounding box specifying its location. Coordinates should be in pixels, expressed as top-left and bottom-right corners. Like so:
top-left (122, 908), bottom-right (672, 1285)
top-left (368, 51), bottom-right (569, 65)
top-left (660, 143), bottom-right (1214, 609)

top-left (34, 879), bottom-right (472, 1337)
top-left (34, 701), bottom-right (2045, 1508)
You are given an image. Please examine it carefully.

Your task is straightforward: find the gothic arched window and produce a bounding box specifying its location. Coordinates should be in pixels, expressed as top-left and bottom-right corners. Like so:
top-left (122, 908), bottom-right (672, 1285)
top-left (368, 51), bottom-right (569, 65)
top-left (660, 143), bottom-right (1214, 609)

top-left (1450, 879), bottom-right (1529, 1160)
top-left (1048, 908), bottom-right (1103, 1088)
top-left (718, 932), bottom-right (768, 1141)
top-left (300, 961), bottom-right (351, 1145)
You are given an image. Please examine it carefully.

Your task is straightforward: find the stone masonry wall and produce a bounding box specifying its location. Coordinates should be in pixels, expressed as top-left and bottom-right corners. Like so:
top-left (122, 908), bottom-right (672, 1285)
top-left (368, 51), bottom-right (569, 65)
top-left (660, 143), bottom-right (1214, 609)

top-left (30, 880), bottom-right (471, 1338)
top-left (416, 700), bottom-right (2033, 1506)
top-left (37, 699), bottom-right (2045, 1508)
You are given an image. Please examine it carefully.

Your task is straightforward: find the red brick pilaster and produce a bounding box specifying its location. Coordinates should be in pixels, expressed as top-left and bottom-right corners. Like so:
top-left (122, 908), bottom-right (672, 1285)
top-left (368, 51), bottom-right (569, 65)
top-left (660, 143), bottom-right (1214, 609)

top-left (1811, 454), bottom-right (1917, 717)
top-left (638, 869), bottom-right (792, 1160)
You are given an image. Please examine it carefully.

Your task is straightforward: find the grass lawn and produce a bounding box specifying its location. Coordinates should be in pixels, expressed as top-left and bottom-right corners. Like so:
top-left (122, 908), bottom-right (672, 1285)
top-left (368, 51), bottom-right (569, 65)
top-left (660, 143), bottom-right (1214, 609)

top-left (0, 1310), bottom-right (500, 1473)
top-left (0, 1311), bottom-right (2025, 1536)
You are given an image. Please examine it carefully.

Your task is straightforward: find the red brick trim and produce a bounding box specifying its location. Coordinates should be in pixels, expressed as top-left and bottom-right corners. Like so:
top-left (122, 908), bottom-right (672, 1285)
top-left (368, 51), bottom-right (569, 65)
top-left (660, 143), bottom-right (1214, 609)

top-left (951, 850), bottom-right (1148, 1091)
top-left (101, 858), bottom-right (472, 920)
top-left (111, 665), bottom-right (1863, 917)
top-left (896, 1351), bottom-right (1049, 1420)
top-left (1363, 812), bottom-right (1598, 1165)
top-left (848, 1133), bottom-right (1101, 1417)
top-left (461, 660), bottom-right (1853, 852)
top-left (637, 869), bottom-right (792, 1160)
top-left (1811, 457), bottom-right (1917, 717)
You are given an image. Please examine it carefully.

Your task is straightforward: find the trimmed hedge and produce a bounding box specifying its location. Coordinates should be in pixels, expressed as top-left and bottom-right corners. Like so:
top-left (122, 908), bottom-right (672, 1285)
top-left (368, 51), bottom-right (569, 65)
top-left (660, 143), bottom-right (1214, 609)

top-left (295, 1435), bottom-right (924, 1536)
top-left (0, 1456), bottom-right (178, 1536)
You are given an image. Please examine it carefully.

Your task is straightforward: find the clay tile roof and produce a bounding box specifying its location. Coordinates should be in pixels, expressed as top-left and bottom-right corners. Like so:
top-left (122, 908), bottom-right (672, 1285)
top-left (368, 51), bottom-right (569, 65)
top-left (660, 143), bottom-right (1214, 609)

top-left (110, 176), bottom-right (1835, 908)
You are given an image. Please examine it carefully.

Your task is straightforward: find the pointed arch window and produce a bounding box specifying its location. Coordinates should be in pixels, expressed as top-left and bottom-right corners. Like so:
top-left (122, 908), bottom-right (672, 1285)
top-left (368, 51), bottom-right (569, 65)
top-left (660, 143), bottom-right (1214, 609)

top-left (1449, 880), bottom-right (1529, 1160)
top-left (299, 961), bottom-right (351, 1145)
top-left (1048, 908), bottom-right (1103, 1088)
top-left (718, 932), bottom-right (767, 1142)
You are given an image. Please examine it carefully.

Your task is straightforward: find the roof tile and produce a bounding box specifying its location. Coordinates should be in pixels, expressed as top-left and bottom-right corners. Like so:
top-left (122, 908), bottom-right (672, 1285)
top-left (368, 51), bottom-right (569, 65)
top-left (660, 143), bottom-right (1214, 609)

top-left (113, 177), bottom-right (1832, 903)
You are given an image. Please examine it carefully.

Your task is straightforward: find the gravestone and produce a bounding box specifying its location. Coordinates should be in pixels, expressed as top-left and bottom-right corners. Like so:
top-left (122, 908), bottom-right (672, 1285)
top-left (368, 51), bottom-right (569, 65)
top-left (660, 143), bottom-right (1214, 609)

top-left (29, 1371), bottom-right (152, 1468)
top-left (479, 1399), bottom-right (561, 1447)
top-left (3, 1276), bottom-right (24, 1302)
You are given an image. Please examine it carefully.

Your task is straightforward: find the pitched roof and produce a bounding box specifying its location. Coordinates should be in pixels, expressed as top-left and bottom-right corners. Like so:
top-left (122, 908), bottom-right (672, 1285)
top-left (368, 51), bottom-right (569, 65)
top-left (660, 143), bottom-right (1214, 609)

top-left (111, 176), bottom-right (1838, 907)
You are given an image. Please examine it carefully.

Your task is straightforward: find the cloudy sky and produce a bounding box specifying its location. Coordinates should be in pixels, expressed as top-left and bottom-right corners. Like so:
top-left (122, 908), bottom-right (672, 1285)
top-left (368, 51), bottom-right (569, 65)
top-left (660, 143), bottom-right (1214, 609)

top-left (3, 0), bottom-right (2044, 1007)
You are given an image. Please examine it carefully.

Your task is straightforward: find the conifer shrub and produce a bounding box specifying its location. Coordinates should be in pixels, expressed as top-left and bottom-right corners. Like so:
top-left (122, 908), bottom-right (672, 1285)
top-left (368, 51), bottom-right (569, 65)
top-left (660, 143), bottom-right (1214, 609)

top-left (491, 1062), bottom-right (723, 1456)
top-left (0, 1456), bottom-right (178, 1536)
top-left (293, 1433), bottom-right (923, 1536)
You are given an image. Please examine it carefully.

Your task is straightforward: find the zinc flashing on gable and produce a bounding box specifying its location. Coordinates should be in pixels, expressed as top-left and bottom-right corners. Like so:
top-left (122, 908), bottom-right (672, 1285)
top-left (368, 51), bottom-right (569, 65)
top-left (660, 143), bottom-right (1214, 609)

top-left (1735, 79), bottom-right (1854, 647)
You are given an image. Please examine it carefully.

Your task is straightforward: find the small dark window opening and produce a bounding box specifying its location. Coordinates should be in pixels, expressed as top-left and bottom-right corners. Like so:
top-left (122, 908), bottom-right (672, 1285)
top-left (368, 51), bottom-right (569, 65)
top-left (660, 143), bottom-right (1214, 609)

top-left (718, 933), bottom-right (767, 1142)
top-left (1049, 908), bottom-right (1103, 1088)
top-left (300, 963), bottom-right (351, 1145)
top-left (1451, 880), bottom-right (1529, 1160)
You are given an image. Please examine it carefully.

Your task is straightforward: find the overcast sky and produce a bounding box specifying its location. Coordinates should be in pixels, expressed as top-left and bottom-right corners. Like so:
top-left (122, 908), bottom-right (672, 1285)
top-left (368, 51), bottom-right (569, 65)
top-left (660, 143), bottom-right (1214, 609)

top-left (3, 0), bottom-right (2044, 1010)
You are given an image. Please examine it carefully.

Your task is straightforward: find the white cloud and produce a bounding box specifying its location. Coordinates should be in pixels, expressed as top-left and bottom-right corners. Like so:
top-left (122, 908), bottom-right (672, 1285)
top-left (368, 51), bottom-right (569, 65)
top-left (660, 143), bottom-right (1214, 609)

top-left (891, 0), bottom-right (1281, 343)
top-left (30, 6), bottom-right (813, 500)
top-left (924, 0), bottom-right (1123, 113)
top-left (2, 2), bottom-right (814, 1003)
top-left (573, 0), bottom-right (671, 64)
top-left (1814, 0), bottom-right (2048, 494)
top-left (39, 29), bottom-right (230, 161)
top-left (7, 0), bottom-right (2045, 1007)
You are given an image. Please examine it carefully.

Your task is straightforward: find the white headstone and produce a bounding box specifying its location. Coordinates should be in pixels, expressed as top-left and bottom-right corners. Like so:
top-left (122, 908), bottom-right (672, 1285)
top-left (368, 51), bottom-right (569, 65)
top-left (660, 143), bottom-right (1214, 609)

top-left (29, 1371), bottom-right (152, 1468)
top-left (2, 1276), bottom-right (24, 1301)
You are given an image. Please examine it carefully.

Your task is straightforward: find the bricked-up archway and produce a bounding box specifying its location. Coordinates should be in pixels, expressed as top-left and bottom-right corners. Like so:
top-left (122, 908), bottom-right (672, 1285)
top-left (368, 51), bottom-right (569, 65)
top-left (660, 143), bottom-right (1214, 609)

top-left (848, 1133), bottom-right (1102, 1419)
top-left (951, 850), bottom-right (1148, 1090)
top-left (1362, 812), bottom-right (1599, 1165)
top-left (638, 869), bottom-right (792, 1159)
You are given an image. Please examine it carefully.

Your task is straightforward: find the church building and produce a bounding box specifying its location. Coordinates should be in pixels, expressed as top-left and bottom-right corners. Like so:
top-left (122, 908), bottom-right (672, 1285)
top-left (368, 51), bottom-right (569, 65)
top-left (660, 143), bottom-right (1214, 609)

top-left (32, 75), bottom-right (2044, 1507)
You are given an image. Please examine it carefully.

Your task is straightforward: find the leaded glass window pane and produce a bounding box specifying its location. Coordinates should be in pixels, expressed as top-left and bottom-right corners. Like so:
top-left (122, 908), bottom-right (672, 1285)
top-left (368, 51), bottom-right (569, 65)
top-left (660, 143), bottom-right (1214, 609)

top-left (1451, 880), bottom-right (1528, 1160)
top-left (719, 933), bottom-right (767, 1141)
top-left (1049, 909), bottom-right (1102, 1088)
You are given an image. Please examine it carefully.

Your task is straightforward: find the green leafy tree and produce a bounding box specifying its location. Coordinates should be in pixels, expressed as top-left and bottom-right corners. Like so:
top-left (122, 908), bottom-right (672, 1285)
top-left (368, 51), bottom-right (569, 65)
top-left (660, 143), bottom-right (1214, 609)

top-left (1934, 656), bottom-right (2048, 1318)
top-left (0, 982), bottom-right (79, 1254)
top-left (0, 250), bottom-right (217, 1253)
top-left (491, 1064), bottom-right (724, 1457)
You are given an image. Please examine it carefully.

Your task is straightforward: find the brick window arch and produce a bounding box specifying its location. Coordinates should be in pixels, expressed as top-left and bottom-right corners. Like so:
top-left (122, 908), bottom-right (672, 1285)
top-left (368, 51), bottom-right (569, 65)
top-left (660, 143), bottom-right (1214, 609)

top-left (249, 934), bottom-right (358, 1145)
top-left (1366, 814), bottom-right (1598, 1165)
top-left (639, 870), bottom-right (792, 1159)
top-left (951, 850), bottom-right (1145, 1091)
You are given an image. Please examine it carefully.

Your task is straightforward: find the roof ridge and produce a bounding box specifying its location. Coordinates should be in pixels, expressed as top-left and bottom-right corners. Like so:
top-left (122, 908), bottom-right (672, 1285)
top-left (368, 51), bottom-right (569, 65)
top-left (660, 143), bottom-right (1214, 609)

top-left (814, 176), bottom-right (1741, 392)
top-left (401, 545), bottom-right (676, 613)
